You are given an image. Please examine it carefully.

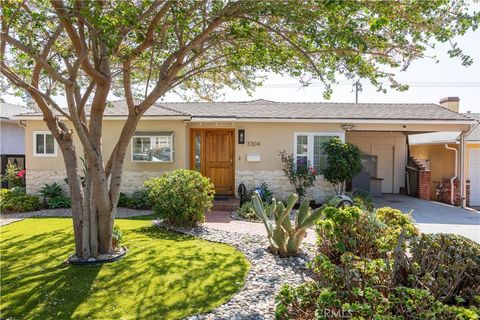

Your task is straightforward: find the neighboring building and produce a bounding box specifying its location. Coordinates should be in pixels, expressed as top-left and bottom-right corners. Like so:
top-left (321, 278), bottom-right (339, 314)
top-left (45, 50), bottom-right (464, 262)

top-left (410, 97), bottom-right (480, 207)
top-left (0, 102), bottom-right (32, 188)
top-left (16, 99), bottom-right (474, 203)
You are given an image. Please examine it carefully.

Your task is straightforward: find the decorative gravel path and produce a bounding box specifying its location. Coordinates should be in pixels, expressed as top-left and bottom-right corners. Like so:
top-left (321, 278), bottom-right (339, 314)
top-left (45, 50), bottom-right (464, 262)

top-left (0, 208), bottom-right (152, 226)
top-left (155, 221), bottom-right (314, 320)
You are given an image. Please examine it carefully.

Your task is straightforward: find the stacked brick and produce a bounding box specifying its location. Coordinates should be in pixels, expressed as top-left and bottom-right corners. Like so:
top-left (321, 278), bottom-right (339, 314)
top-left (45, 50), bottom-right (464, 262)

top-left (438, 178), bottom-right (470, 206)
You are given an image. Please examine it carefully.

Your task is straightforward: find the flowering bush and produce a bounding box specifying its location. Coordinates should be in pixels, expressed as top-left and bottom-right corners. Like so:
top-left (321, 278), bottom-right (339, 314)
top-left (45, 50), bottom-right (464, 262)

top-left (279, 150), bottom-right (316, 201)
top-left (1, 163), bottom-right (25, 188)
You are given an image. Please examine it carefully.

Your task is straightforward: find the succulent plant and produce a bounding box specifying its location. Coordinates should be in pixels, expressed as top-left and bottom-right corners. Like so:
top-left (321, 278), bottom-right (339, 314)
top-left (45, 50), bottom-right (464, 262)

top-left (252, 193), bottom-right (323, 256)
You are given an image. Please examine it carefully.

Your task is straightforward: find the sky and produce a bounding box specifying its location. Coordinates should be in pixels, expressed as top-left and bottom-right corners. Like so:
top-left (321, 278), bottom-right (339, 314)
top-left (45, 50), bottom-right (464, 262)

top-left (3, 25), bottom-right (480, 113)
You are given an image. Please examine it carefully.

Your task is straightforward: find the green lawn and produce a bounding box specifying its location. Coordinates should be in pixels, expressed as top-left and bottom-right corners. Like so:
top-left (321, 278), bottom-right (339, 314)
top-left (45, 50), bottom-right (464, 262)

top-left (0, 217), bottom-right (250, 319)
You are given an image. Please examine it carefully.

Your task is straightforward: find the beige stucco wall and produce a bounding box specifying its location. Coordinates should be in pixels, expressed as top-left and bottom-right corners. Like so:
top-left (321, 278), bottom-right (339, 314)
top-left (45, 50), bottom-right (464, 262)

top-left (25, 118), bottom-right (422, 201)
top-left (25, 119), bottom-right (188, 193)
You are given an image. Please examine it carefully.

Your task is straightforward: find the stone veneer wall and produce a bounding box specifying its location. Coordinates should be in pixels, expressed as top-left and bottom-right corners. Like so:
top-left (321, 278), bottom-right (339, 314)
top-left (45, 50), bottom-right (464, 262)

top-left (27, 169), bottom-right (69, 194)
top-left (28, 169), bottom-right (336, 203)
top-left (235, 170), bottom-right (335, 203)
top-left (27, 170), bottom-right (166, 195)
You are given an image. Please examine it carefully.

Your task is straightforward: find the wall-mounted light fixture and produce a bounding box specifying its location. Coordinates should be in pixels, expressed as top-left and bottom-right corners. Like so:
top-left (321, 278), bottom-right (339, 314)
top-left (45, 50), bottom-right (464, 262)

top-left (238, 129), bottom-right (245, 144)
top-left (341, 124), bottom-right (355, 131)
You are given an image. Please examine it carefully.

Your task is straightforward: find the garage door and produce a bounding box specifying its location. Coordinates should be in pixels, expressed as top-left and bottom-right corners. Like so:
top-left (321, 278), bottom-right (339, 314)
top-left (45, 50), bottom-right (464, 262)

top-left (374, 146), bottom-right (394, 193)
top-left (469, 148), bottom-right (480, 206)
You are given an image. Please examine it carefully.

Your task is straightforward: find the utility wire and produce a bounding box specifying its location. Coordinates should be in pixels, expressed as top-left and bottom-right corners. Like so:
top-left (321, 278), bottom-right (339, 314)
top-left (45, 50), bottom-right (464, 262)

top-left (261, 81), bottom-right (480, 88)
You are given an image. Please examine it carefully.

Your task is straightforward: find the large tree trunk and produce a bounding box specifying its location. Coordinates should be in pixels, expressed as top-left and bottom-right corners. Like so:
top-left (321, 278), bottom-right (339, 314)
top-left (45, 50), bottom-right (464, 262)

top-left (60, 137), bottom-right (120, 260)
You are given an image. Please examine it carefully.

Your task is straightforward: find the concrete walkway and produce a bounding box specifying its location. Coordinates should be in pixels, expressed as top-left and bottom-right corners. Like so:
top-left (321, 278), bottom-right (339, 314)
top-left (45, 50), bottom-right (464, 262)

top-left (375, 195), bottom-right (480, 243)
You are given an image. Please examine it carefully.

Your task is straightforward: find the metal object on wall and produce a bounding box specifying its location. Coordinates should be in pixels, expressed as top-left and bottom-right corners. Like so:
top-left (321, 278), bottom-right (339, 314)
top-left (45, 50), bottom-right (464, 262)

top-left (238, 129), bottom-right (245, 144)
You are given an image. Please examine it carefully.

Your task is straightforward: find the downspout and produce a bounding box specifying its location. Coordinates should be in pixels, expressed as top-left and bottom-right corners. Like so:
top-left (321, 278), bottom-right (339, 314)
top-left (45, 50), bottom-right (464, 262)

top-left (17, 120), bottom-right (26, 128)
top-left (444, 144), bottom-right (457, 205)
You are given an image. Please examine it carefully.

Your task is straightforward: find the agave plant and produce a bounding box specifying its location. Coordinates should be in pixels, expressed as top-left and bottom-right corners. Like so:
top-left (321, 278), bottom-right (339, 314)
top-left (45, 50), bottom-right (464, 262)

top-left (252, 193), bottom-right (323, 256)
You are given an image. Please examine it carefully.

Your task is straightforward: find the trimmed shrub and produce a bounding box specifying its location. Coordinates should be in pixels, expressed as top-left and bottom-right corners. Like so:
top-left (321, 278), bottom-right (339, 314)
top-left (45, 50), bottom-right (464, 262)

top-left (2, 194), bottom-right (41, 212)
top-left (145, 169), bottom-right (214, 227)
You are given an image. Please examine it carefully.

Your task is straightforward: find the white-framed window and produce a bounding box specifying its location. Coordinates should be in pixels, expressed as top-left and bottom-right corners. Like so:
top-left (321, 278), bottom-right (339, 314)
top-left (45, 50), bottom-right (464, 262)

top-left (131, 132), bottom-right (174, 162)
top-left (33, 131), bottom-right (58, 157)
top-left (294, 132), bottom-right (345, 173)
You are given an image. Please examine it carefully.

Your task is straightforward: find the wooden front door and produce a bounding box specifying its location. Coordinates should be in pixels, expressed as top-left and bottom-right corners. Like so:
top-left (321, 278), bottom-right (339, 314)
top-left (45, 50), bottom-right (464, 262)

top-left (190, 129), bottom-right (234, 195)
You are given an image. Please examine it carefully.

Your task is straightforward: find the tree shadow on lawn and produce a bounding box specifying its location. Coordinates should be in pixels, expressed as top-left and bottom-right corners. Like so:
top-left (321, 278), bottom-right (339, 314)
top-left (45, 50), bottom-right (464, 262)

top-left (1, 218), bottom-right (250, 320)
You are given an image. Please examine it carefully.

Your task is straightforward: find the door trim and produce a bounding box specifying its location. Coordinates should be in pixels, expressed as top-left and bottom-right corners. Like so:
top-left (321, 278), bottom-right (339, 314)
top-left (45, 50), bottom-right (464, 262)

top-left (190, 128), bottom-right (235, 195)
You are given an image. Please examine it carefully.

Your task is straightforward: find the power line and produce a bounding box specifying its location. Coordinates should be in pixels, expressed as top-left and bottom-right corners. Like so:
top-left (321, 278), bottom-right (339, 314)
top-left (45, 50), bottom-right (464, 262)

top-left (261, 81), bottom-right (480, 88)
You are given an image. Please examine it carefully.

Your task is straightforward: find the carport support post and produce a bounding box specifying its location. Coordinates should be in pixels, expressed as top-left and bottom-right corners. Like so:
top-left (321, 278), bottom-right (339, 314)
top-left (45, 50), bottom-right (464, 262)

top-left (460, 133), bottom-right (466, 208)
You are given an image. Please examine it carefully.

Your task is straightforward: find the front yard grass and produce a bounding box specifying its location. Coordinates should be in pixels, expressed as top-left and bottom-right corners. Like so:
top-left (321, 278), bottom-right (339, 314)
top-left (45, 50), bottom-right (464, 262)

top-left (0, 217), bottom-right (250, 319)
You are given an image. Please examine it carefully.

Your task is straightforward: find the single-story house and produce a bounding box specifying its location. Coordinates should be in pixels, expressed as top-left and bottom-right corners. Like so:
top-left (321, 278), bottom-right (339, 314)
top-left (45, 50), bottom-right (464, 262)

top-left (409, 97), bottom-right (479, 207)
top-left (0, 102), bottom-right (32, 187)
top-left (15, 98), bottom-right (475, 203)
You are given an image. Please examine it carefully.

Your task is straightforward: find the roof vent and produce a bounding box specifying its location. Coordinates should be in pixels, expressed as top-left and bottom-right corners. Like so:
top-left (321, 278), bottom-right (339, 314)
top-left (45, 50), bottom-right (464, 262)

top-left (439, 97), bottom-right (460, 113)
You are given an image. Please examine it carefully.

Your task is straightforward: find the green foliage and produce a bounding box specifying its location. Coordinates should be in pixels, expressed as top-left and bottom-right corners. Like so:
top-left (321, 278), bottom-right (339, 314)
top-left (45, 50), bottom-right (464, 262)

top-left (252, 193), bottom-right (323, 256)
top-left (112, 225), bottom-right (123, 249)
top-left (376, 207), bottom-right (419, 249)
top-left (404, 233), bottom-right (480, 306)
top-left (1, 188), bottom-right (23, 207)
top-left (145, 169), bottom-right (215, 227)
top-left (117, 192), bottom-right (129, 208)
top-left (237, 201), bottom-right (257, 220)
top-left (39, 182), bottom-right (70, 208)
top-left (245, 182), bottom-right (274, 204)
top-left (279, 151), bottom-right (316, 201)
top-left (116, 190), bottom-right (152, 209)
top-left (276, 206), bottom-right (479, 319)
top-left (46, 196), bottom-right (71, 209)
top-left (2, 1), bottom-right (479, 102)
top-left (1, 194), bottom-right (41, 213)
top-left (127, 189), bottom-right (152, 209)
top-left (316, 206), bottom-right (417, 261)
top-left (352, 189), bottom-right (374, 211)
top-left (1, 163), bottom-right (25, 188)
top-left (39, 182), bottom-right (63, 203)
top-left (0, 218), bottom-right (249, 319)
top-left (238, 200), bottom-right (273, 221)
top-left (320, 138), bottom-right (362, 195)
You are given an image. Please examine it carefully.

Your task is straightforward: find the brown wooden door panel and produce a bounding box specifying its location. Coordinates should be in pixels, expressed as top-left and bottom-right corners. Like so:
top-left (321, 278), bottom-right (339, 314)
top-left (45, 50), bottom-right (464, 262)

top-left (190, 129), bottom-right (234, 195)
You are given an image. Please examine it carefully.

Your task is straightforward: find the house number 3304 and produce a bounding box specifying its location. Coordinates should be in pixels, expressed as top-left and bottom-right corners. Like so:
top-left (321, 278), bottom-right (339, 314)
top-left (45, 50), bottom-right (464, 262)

top-left (247, 141), bottom-right (260, 146)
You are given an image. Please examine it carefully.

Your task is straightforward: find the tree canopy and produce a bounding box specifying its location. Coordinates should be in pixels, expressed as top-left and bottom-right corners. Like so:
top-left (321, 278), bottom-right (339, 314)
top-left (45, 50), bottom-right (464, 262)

top-left (1, 0), bottom-right (478, 260)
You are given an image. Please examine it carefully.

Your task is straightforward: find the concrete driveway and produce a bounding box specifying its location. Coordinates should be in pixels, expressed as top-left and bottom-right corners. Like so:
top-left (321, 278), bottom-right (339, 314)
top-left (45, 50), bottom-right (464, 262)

top-left (375, 195), bottom-right (480, 243)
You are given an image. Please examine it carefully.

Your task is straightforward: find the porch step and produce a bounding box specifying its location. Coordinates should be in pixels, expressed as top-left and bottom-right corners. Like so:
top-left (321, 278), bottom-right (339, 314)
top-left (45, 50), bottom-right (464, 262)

top-left (212, 198), bottom-right (240, 212)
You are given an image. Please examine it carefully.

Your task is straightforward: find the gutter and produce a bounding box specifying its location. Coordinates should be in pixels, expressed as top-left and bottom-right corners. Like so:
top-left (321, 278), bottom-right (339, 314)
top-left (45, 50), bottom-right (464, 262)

top-left (444, 144), bottom-right (458, 205)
